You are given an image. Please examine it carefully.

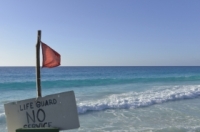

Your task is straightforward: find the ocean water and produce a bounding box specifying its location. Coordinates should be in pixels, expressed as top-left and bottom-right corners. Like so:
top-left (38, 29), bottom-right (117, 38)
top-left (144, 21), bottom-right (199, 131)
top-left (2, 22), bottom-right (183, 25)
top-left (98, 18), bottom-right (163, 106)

top-left (1, 66), bottom-right (200, 132)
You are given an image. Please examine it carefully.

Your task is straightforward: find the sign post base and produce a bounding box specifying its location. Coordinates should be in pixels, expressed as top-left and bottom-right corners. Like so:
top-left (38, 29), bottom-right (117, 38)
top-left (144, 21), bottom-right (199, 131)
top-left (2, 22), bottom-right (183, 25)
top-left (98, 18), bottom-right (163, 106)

top-left (16, 128), bottom-right (59, 132)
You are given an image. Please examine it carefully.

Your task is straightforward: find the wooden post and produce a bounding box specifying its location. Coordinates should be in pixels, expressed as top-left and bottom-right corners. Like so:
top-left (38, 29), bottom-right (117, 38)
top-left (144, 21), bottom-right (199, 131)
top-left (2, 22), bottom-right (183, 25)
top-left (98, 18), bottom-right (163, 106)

top-left (36, 30), bottom-right (42, 97)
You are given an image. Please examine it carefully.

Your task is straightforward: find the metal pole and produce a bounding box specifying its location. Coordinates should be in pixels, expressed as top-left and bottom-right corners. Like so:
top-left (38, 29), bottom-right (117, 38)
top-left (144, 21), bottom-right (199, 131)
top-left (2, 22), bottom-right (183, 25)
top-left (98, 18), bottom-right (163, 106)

top-left (36, 30), bottom-right (42, 97)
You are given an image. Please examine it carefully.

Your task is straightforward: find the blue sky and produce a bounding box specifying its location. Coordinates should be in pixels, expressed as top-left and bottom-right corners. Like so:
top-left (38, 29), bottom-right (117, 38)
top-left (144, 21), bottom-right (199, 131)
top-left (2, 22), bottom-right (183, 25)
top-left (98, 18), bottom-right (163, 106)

top-left (0, 0), bottom-right (200, 66)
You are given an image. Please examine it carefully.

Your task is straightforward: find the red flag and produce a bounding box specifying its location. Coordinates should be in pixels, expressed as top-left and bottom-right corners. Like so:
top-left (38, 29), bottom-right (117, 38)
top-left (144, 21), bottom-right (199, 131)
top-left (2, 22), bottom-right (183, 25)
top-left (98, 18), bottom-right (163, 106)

top-left (41, 42), bottom-right (61, 68)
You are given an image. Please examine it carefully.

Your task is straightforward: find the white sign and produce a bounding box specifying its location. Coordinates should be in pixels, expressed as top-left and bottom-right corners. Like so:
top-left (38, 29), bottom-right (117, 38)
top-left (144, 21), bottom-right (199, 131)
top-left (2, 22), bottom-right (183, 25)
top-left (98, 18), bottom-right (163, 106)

top-left (4, 91), bottom-right (80, 132)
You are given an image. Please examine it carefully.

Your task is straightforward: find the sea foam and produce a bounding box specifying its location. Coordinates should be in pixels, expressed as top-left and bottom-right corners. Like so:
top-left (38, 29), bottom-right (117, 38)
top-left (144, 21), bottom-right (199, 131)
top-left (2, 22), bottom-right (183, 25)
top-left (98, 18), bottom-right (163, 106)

top-left (77, 85), bottom-right (200, 114)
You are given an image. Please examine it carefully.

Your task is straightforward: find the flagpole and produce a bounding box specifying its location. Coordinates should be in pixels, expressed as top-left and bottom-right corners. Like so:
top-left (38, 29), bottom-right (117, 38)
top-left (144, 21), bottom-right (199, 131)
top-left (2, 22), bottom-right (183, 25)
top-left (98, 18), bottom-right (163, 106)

top-left (36, 30), bottom-right (42, 97)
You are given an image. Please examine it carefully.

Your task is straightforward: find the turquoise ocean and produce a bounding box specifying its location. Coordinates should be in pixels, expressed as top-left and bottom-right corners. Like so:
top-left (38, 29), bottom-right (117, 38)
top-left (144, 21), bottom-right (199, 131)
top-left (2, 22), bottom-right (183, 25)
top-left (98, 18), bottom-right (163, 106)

top-left (1, 66), bottom-right (200, 132)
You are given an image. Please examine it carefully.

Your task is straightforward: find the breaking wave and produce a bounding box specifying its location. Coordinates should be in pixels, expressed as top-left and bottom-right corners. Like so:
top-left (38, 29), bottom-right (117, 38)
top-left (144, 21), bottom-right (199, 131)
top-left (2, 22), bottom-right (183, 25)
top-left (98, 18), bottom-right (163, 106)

top-left (77, 85), bottom-right (200, 114)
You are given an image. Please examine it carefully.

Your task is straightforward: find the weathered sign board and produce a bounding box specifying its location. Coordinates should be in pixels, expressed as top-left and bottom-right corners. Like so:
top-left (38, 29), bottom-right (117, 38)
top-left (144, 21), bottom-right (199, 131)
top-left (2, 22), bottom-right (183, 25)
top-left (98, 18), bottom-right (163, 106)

top-left (4, 91), bottom-right (80, 132)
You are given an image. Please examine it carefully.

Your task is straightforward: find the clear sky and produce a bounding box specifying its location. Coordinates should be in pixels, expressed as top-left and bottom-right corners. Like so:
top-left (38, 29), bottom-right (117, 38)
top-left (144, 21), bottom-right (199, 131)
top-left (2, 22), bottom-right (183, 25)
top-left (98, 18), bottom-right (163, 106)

top-left (0, 0), bottom-right (200, 66)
